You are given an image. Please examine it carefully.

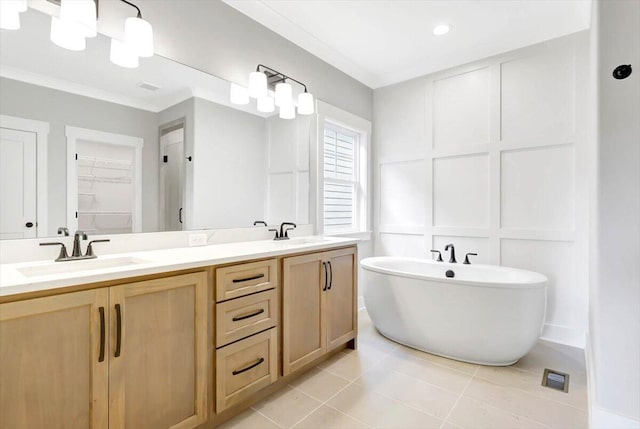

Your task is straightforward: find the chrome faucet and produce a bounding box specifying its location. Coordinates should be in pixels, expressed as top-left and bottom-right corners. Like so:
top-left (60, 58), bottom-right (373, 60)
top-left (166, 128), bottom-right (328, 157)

top-left (444, 244), bottom-right (456, 263)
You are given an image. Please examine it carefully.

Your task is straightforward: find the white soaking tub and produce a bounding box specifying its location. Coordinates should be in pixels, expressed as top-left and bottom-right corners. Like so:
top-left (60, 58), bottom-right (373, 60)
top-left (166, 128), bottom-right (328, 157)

top-left (361, 257), bottom-right (547, 366)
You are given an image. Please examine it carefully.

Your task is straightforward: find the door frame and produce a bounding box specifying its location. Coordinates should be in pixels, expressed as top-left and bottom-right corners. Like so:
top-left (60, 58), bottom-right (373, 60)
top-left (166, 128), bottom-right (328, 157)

top-left (0, 114), bottom-right (49, 238)
top-left (159, 123), bottom-right (186, 231)
top-left (66, 126), bottom-right (143, 233)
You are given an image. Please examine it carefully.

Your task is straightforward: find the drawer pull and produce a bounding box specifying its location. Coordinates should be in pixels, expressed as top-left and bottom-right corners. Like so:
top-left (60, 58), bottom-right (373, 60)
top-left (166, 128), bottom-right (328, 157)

top-left (232, 273), bottom-right (265, 283)
top-left (232, 357), bottom-right (265, 375)
top-left (114, 303), bottom-right (122, 358)
top-left (232, 308), bottom-right (265, 322)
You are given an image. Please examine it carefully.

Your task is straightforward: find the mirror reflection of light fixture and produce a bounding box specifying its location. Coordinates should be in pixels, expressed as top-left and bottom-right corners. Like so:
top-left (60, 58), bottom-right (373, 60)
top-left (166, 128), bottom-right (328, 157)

top-left (110, 38), bottom-right (139, 68)
top-left (231, 64), bottom-right (314, 119)
top-left (0, 0), bottom-right (27, 30)
top-left (257, 96), bottom-right (275, 113)
top-left (230, 83), bottom-right (250, 105)
top-left (279, 104), bottom-right (295, 120)
top-left (248, 71), bottom-right (267, 98)
top-left (60, 0), bottom-right (97, 38)
top-left (50, 15), bottom-right (87, 51)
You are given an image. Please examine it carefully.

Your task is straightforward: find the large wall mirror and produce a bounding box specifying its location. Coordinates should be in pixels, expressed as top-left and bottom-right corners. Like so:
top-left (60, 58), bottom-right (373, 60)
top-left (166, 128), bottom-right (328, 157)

top-left (0, 7), bottom-right (311, 240)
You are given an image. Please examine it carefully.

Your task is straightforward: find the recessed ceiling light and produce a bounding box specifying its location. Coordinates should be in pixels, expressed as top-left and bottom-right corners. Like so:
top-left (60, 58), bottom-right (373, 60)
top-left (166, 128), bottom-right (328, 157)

top-left (433, 24), bottom-right (451, 36)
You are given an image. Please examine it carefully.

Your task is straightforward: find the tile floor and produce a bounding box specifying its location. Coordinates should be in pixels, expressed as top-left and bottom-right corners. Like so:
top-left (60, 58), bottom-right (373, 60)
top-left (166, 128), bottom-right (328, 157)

top-left (219, 308), bottom-right (588, 429)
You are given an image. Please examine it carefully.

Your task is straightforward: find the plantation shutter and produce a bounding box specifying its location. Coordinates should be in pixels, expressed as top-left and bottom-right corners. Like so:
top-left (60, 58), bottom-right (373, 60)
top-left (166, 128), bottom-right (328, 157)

top-left (323, 125), bottom-right (357, 233)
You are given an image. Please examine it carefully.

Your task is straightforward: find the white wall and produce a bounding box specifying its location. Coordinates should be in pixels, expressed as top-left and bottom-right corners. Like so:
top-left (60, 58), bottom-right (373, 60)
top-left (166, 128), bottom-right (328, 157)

top-left (373, 32), bottom-right (589, 347)
top-left (589, 0), bottom-right (640, 426)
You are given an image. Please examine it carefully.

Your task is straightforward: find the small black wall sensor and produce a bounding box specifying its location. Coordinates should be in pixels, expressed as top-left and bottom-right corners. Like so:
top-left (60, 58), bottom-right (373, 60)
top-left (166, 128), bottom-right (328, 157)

top-left (613, 64), bottom-right (632, 80)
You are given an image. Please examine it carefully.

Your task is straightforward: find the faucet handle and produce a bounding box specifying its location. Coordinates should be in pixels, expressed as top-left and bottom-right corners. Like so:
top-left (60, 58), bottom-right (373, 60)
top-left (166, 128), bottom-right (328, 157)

top-left (463, 253), bottom-right (477, 265)
top-left (268, 228), bottom-right (280, 240)
top-left (429, 250), bottom-right (443, 262)
top-left (40, 242), bottom-right (69, 261)
top-left (284, 227), bottom-right (296, 238)
top-left (85, 239), bottom-right (110, 257)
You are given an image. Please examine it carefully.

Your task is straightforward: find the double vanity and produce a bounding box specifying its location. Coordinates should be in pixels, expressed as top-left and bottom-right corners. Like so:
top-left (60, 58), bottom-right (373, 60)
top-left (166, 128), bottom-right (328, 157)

top-left (0, 236), bottom-right (358, 429)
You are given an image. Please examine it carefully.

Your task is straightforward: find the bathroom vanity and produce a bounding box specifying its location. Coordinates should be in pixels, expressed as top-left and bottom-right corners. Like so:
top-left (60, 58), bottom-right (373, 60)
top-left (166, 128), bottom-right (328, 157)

top-left (0, 238), bottom-right (358, 429)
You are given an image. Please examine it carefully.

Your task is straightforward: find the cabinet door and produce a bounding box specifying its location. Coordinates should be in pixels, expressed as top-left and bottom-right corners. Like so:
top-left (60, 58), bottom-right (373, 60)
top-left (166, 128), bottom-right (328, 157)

top-left (326, 247), bottom-right (357, 352)
top-left (0, 289), bottom-right (109, 429)
top-left (109, 272), bottom-right (208, 429)
top-left (282, 252), bottom-right (327, 375)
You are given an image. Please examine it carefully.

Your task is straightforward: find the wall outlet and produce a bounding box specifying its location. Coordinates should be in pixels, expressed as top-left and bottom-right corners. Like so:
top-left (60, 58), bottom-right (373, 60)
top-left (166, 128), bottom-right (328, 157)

top-left (188, 233), bottom-right (207, 247)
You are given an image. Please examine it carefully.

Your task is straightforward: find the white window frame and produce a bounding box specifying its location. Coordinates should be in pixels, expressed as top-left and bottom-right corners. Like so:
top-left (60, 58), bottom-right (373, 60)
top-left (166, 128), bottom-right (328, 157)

top-left (312, 100), bottom-right (371, 237)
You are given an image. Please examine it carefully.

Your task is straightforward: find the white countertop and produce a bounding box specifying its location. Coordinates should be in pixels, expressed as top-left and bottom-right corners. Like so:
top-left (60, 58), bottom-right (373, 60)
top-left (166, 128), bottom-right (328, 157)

top-left (0, 236), bottom-right (357, 299)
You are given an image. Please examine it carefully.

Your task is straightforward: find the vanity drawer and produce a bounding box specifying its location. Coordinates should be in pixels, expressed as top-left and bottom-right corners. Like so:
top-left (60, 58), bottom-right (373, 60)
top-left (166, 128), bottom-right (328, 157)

top-left (216, 259), bottom-right (278, 302)
top-left (216, 328), bottom-right (278, 412)
top-left (216, 289), bottom-right (277, 348)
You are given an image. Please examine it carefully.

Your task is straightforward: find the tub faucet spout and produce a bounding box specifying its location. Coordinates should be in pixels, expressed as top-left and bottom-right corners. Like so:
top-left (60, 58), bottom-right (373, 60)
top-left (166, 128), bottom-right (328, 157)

top-left (444, 244), bottom-right (456, 263)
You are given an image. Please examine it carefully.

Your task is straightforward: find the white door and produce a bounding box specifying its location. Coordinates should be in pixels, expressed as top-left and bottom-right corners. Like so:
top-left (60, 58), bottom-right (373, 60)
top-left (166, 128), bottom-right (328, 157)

top-left (0, 127), bottom-right (37, 239)
top-left (160, 128), bottom-right (185, 231)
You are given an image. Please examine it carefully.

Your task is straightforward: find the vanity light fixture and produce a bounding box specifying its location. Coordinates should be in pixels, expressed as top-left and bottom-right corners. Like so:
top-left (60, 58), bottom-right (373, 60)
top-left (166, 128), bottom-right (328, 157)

top-left (433, 23), bottom-right (451, 36)
top-left (231, 64), bottom-right (315, 119)
top-left (0, 0), bottom-right (27, 30)
top-left (50, 0), bottom-right (96, 51)
top-left (109, 0), bottom-right (154, 67)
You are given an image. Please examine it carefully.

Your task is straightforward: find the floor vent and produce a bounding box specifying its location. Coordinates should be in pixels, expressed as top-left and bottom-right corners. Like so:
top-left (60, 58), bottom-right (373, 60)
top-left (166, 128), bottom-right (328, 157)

top-left (542, 368), bottom-right (570, 392)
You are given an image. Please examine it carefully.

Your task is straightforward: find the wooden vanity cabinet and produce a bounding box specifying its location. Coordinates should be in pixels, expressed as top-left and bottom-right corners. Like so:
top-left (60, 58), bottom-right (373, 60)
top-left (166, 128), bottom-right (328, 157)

top-left (282, 246), bottom-right (357, 376)
top-left (0, 289), bottom-right (109, 429)
top-left (109, 272), bottom-right (208, 429)
top-left (0, 271), bottom-right (208, 429)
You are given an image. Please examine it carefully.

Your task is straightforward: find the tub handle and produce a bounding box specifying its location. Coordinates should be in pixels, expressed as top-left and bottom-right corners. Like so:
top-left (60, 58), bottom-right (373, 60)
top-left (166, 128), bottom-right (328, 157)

top-left (430, 250), bottom-right (443, 262)
top-left (463, 253), bottom-right (478, 264)
top-left (322, 262), bottom-right (328, 291)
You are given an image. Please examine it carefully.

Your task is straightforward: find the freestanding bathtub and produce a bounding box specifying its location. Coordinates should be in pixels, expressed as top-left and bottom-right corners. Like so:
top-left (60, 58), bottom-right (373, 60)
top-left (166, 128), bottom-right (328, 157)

top-left (361, 257), bottom-right (547, 366)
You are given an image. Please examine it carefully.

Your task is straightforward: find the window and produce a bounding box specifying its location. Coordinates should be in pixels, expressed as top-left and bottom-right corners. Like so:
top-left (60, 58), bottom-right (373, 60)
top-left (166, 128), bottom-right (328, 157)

top-left (315, 101), bottom-right (370, 236)
top-left (323, 124), bottom-right (359, 233)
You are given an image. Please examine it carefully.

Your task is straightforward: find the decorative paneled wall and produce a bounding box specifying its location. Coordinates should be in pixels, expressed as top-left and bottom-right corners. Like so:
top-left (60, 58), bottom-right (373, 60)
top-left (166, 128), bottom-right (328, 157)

top-left (265, 115), bottom-right (311, 225)
top-left (374, 33), bottom-right (588, 347)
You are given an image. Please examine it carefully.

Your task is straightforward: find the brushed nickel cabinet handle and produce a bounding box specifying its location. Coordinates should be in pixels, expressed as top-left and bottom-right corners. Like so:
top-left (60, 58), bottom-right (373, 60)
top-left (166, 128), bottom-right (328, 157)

top-left (232, 308), bottom-right (265, 322)
top-left (232, 357), bottom-right (265, 375)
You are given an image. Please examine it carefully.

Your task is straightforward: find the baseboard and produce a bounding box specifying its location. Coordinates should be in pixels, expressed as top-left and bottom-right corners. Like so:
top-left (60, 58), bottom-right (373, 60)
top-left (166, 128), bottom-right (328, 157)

top-left (586, 334), bottom-right (640, 429)
top-left (541, 323), bottom-right (586, 348)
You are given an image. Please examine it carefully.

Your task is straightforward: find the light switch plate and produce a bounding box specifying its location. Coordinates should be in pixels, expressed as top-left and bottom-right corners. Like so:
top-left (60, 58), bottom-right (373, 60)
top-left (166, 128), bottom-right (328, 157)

top-left (188, 233), bottom-right (207, 247)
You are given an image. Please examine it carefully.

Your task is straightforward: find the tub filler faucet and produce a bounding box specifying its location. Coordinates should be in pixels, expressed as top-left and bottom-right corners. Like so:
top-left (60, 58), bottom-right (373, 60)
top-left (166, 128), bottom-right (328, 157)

top-left (444, 244), bottom-right (456, 263)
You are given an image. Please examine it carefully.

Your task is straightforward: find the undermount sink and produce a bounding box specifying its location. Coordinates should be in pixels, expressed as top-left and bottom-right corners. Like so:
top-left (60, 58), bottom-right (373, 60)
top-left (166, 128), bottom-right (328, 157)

top-left (274, 237), bottom-right (331, 246)
top-left (18, 256), bottom-right (149, 278)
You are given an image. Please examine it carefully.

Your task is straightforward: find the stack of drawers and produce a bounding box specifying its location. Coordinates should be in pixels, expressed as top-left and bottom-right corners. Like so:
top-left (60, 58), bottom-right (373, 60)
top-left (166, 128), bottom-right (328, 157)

top-left (214, 259), bottom-right (279, 412)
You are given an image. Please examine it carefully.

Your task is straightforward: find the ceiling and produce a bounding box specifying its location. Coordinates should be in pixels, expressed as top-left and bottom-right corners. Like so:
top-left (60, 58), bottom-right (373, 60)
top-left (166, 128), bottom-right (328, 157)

top-left (223, 0), bottom-right (591, 89)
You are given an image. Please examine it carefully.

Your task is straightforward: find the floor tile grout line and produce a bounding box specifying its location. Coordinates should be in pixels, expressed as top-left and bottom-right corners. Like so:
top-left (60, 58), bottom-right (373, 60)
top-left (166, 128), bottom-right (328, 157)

top-left (471, 372), bottom-right (590, 412)
top-left (250, 406), bottom-right (287, 429)
top-left (438, 365), bottom-right (478, 429)
top-left (287, 350), bottom-right (394, 428)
